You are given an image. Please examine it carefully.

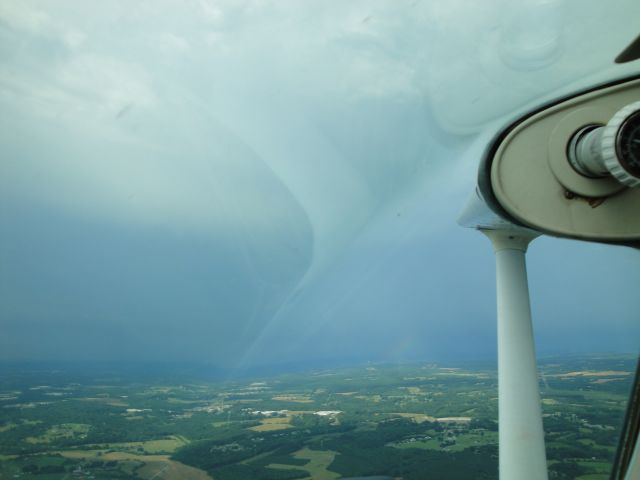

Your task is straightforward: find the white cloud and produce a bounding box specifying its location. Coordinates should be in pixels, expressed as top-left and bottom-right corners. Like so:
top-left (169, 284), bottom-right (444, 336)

top-left (56, 54), bottom-right (156, 112)
top-left (0, 2), bottom-right (52, 35)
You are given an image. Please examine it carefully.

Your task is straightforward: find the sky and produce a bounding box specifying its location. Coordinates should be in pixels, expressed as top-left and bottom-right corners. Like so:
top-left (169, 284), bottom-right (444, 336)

top-left (0, 0), bottom-right (639, 369)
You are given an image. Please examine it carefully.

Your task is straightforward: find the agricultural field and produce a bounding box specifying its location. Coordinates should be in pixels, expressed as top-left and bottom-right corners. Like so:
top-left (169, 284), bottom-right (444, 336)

top-left (0, 354), bottom-right (636, 479)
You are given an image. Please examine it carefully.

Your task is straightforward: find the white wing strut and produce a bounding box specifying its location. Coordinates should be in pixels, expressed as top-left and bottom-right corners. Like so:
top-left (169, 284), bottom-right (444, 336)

top-left (482, 229), bottom-right (548, 480)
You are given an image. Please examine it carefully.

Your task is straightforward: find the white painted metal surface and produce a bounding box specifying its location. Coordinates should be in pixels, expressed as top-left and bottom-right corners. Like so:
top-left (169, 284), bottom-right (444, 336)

top-left (483, 229), bottom-right (548, 480)
top-left (624, 436), bottom-right (640, 480)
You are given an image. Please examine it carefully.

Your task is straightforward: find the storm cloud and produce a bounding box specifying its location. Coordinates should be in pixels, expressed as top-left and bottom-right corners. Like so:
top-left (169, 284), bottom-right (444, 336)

top-left (1, 0), bottom-right (639, 368)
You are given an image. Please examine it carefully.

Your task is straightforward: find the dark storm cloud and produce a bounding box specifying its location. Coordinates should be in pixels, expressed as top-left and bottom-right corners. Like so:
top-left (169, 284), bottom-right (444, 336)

top-left (1, 1), bottom-right (639, 367)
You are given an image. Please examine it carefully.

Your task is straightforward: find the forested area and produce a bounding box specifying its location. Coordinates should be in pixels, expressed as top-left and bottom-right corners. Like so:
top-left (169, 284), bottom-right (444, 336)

top-left (1, 355), bottom-right (634, 479)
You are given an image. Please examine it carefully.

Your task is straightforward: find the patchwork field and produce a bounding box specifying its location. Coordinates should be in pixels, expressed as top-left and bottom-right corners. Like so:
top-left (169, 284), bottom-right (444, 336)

top-left (58, 450), bottom-right (212, 480)
top-left (269, 448), bottom-right (340, 480)
top-left (250, 417), bottom-right (292, 432)
top-left (0, 354), bottom-right (635, 480)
